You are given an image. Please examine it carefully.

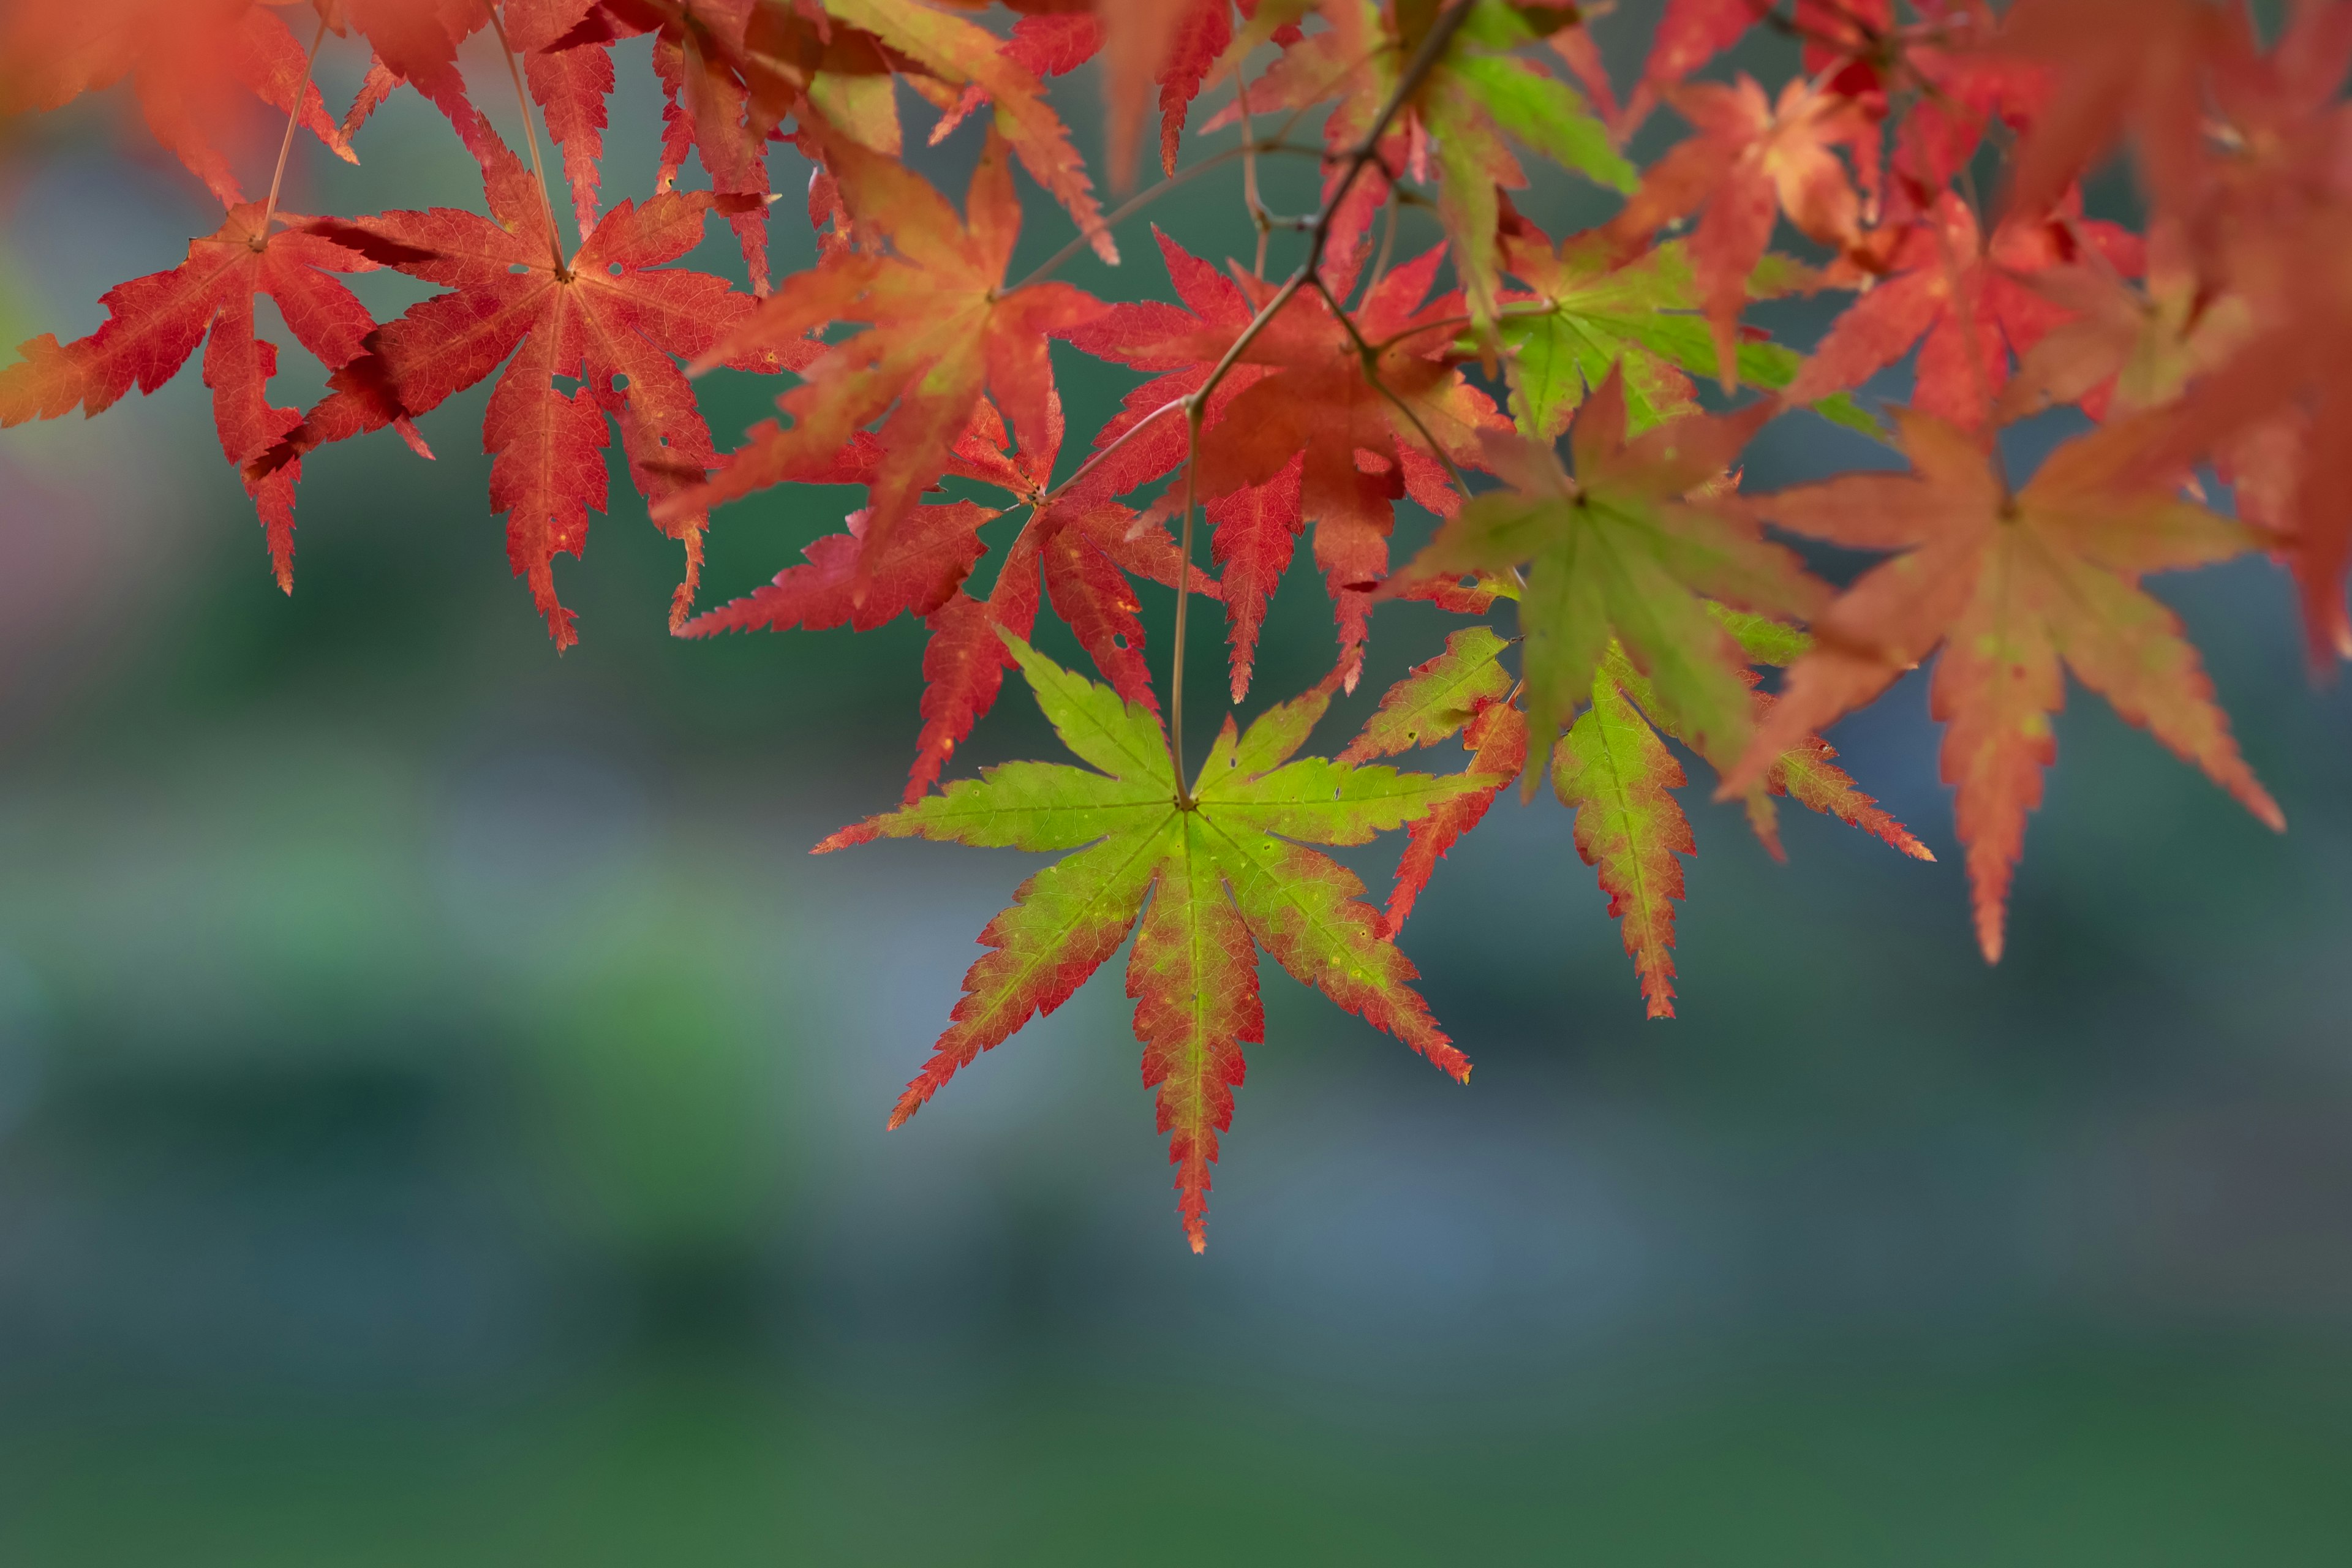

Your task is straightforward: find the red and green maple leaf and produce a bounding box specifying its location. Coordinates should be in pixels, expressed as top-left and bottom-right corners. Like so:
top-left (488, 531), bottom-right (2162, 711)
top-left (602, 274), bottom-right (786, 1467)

top-left (1348, 612), bottom-right (1928, 1017)
top-left (1491, 212), bottom-right (1874, 439)
top-left (1559, 630), bottom-right (1929, 1017)
top-left (1337, 625), bottom-right (1526, 933)
top-left (816, 633), bottom-right (1485, 1250)
top-left (1722, 411), bottom-right (2283, 962)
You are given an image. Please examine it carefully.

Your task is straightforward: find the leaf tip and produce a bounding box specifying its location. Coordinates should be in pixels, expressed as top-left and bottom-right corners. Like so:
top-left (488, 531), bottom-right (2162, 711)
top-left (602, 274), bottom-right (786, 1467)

top-left (812, 823), bottom-right (878, 854)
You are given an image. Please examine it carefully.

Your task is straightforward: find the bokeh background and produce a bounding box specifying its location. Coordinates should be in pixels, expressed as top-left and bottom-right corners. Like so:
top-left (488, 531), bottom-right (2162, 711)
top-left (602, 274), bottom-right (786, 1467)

top-left (2, 10), bottom-right (2350, 1564)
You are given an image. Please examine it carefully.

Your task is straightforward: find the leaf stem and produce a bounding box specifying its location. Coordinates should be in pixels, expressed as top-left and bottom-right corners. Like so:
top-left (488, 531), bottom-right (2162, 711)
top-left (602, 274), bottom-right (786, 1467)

top-left (487, 3), bottom-right (569, 279)
top-left (1003, 140), bottom-right (1322, 298)
top-left (1170, 404), bottom-right (1205, 806)
top-left (254, 12), bottom-right (331, 250)
top-left (1160, 0), bottom-right (1477, 794)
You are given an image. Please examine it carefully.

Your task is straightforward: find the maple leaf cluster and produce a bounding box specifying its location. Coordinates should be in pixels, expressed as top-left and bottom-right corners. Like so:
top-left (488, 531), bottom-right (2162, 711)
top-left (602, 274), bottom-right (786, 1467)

top-left (0, 0), bottom-right (2325, 1248)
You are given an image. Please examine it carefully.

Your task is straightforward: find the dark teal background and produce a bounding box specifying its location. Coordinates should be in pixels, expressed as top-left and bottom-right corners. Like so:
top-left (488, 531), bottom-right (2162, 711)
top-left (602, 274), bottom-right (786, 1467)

top-left (1, 11), bottom-right (2348, 1562)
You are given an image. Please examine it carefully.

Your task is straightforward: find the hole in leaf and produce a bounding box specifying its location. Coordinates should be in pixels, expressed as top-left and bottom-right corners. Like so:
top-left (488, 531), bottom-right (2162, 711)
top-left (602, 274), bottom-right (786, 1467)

top-left (608, 262), bottom-right (625, 276)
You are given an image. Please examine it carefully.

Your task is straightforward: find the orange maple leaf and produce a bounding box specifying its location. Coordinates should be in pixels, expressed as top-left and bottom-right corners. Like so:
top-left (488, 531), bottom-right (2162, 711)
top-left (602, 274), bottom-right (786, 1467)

top-left (1722, 412), bottom-right (2282, 962)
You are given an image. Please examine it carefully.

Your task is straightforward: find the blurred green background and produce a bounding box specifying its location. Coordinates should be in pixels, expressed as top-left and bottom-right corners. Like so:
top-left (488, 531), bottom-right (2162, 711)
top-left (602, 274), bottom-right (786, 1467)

top-left (2, 11), bottom-right (2350, 1565)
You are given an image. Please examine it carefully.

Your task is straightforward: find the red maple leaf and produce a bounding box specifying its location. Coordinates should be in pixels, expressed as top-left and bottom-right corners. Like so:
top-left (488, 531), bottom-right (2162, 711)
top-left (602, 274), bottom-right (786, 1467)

top-left (1994, 0), bottom-right (2216, 221)
top-left (0, 202), bottom-right (392, 588)
top-left (655, 126), bottom-right (1103, 588)
top-left (1788, 190), bottom-right (2141, 428)
top-left (1070, 0), bottom-right (1236, 183)
top-left (1067, 229), bottom-right (1505, 692)
top-left (685, 381), bottom-right (1216, 801)
top-left (1602, 75), bottom-right (1877, 388)
top-left (0, 0), bottom-right (357, 205)
top-left (302, 130), bottom-right (771, 646)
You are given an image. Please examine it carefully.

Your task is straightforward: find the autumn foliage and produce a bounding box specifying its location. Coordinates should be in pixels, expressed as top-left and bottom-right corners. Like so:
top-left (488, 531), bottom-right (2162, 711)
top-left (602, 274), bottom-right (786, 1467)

top-left (0, 0), bottom-right (2328, 1248)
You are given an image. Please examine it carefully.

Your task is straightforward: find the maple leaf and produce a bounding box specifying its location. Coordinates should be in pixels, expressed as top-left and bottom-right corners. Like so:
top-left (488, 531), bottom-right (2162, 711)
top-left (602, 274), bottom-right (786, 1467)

top-left (0, 0), bottom-right (357, 205)
top-left (1996, 219), bottom-right (2251, 426)
top-left (816, 633), bottom-right (1483, 1250)
top-left (2119, 13), bottom-right (2352, 663)
top-left (2141, 258), bottom-right (2352, 662)
top-left (682, 390), bottom-right (1218, 799)
top-left (823, 0), bottom-right (1115, 263)
top-left (1995, 0), bottom-right (2216, 222)
top-left (656, 127), bottom-right (1102, 586)
top-left (1553, 665), bottom-right (1693, 1016)
top-left (1346, 612), bottom-right (1926, 1016)
top-left (1562, 630), bottom-right (1929, 1016)
top-left (1634, 0), bottom-right (1764, 100)
top-left (1787, 192), bottom-right (2141, 429)
top-left (1493, 215), bottom-right (1875, 439)
top-left (303, 130), bottom-right (770, 646)
top-left (1721, 412), bottom-right (2283, 963)
top-left (1393, 367), bottom-right (1825, 778)
top-left (1601, 75), bottom-right (1876, 388)
top-left (517, 2), bottom-right (623, 243)
top-left (1068, 230), bottom-right (1507, 692)
top-left (1084, 0), bottom-right (1234, 183)
top-left (673, 499), bottom-right (998, 636)
top-left (0, 203), bottom-right (389, 588)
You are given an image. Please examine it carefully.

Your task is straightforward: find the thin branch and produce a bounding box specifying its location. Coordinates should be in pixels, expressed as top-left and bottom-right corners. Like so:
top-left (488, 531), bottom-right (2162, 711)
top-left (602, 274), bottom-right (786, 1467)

top-left (255, 12), bottom-right (332, 250)
top-left (1001, 140), bottom-right (1320, 296)
top-left (486, 3), bottom-right (569, 278)
top-left (1236, 54), bottom-right (1272, 280)
top-left (1162, 0), bottom-right (1479, 806)
top-left (1310, 273), bottom-right (1474, 501)
top-left (1365, 300), bottom-right (1558, 356)
top-left (1169, 405), bottom-right (1206, 799)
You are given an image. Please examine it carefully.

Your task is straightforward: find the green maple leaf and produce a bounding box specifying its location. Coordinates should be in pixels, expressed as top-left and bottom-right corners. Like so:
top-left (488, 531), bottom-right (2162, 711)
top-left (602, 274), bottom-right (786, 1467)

top-left (816, 633), bottom-right (1487, 1251)
top-left (1349, 616), bottom-right (1931, 1020)
top-left (1396, 366), bottom-right (1829, 778)
top-left (1496, 231), bottom-right (1879, 439)
top-left (1554, 636), bottom-right (1934, 1018)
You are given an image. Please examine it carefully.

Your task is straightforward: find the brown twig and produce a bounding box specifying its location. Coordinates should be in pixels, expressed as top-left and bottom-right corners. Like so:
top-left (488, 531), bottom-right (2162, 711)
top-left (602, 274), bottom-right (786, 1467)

top-left (1310, 273), bottom-right (1474, 500)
